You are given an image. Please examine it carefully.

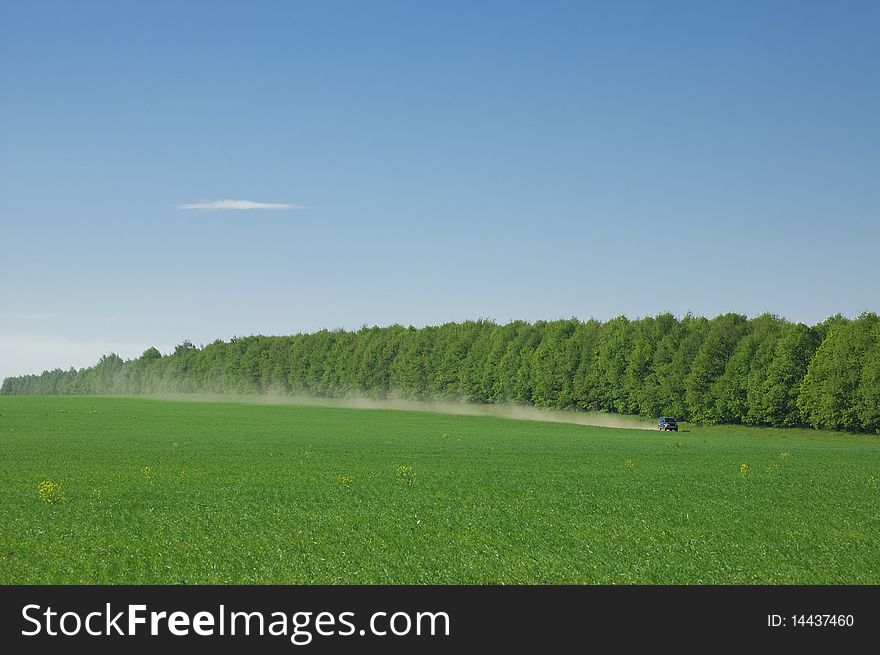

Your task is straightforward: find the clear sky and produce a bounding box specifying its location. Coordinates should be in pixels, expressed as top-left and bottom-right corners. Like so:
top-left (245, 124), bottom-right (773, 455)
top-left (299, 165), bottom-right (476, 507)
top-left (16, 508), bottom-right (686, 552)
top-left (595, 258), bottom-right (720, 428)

top-left (1, 0), bottom-right (878, 382)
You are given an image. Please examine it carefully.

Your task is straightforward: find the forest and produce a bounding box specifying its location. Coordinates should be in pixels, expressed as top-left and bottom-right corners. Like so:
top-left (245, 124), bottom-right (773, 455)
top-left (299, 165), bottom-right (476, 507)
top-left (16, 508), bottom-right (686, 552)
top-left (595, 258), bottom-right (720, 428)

top-left (3, 312), bottom-right (878, 433)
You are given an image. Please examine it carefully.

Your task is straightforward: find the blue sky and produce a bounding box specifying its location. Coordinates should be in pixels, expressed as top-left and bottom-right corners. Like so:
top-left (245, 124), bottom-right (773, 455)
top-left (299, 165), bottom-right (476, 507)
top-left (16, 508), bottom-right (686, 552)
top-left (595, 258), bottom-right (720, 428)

top-left (1, 0), bottom-right (878, 381)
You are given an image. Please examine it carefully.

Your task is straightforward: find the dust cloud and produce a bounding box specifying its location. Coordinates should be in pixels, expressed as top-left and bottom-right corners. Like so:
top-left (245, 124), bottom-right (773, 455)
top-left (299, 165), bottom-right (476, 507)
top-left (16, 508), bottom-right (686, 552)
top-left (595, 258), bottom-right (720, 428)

top-left (145, 393), bottom-right (656, 431)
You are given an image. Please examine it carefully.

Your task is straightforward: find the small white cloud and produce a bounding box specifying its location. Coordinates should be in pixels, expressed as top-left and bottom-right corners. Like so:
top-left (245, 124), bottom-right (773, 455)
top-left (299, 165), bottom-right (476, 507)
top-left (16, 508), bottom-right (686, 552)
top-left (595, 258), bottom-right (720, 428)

top-left (177, 199), bottom-right (301, 211)
top-left (10, 313), bottom-right (56, 320)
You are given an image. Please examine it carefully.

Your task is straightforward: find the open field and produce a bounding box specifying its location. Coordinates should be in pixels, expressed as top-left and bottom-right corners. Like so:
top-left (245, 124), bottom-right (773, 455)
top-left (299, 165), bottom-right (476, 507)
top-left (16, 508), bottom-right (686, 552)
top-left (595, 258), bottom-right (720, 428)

top-left (1, 396), bottom-right (878, 584)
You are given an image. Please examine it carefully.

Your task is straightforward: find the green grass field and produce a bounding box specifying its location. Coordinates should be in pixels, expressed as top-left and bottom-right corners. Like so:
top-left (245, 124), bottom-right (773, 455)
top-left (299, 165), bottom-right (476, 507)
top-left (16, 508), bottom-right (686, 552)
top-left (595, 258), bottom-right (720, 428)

top-left (1, 396), bottom-right (878, 584)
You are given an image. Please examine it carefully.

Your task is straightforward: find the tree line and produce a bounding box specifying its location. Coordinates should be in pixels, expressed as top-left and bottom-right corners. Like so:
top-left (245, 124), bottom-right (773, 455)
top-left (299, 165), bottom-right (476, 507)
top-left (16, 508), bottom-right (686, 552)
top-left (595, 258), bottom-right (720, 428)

top-left (2, 312), bottom-right (878, 433)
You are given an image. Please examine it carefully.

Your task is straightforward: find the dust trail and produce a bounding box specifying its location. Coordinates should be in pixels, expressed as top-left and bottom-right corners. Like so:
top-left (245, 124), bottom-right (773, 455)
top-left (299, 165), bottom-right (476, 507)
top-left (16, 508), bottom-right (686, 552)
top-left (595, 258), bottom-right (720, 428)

top-left (143, 393), bottom-right (656, 430)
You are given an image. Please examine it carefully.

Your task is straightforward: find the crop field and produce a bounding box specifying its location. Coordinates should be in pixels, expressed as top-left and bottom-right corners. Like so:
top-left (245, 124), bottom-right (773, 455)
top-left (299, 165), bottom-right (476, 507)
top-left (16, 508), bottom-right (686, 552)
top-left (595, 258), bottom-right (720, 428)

top-left (1, 396), bottom-right (878, 584)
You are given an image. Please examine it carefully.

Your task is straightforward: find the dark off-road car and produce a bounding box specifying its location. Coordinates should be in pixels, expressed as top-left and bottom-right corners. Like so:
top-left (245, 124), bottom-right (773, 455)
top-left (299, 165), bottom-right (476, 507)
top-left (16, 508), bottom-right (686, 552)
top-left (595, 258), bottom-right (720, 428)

top-left (658, 417), bottom-right (678, 431)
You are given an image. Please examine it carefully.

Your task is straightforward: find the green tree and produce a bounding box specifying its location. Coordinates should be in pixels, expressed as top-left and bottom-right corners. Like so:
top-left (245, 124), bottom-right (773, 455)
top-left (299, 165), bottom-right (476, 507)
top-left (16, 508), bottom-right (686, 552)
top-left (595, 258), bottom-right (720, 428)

top-left (659, 314), bottom-right (709, 419)
top-left (759, 323), bottom-right (820, 427)
top-left (570, 320), bottom-right (602, 411)
top-left (856, 323), bottom-right (880, 433)
top-left (623, 314), bottom-right (677, 415)
top-left (531, 319), bottom-right (580, 408)
top-left (686, 313), bottom-right (749, 422)
top-left (594, 316), bottom-right (632, 412)
top-left (798, 313), bottom-right (878, 430)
